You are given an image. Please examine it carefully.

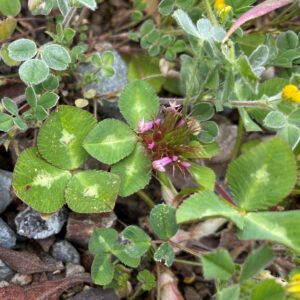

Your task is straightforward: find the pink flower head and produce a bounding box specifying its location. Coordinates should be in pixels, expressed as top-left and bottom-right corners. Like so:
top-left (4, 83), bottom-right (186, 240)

top-left (177, 119), bottom-right (186, 128)
top-left (180, 161), bottom-right (191, 169)
top-left (138, 118), bottom-right (154, 133)
top-left (172, 155), bottom-right (178, 162)
top-left (152, 157), bottom-right (173, 172)
top-left (154, 119), bottom-right (161, 126)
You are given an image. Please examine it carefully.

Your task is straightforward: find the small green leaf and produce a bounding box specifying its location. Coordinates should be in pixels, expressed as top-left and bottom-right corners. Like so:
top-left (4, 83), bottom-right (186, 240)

top-left (189, 163), bottom-right (216, 191)
top-left (176, 191), bottom-right (244, 229)
top-left (277, 31), bottom-right (299, 50)
top-left (198, 121), bottom-right (219, 143)
top-left (263, 111), bottom-right (287, 129)
top-left (56, 0), bottom-right (70, 16)
top-left (78, 0), bottom-right (97, 10)
top-left (83, 119), bottom-right (137, 164)
top-left (201, 249), bottom-right (235, 281)
top-left (91, 253), bottom-right (114, 286)
top-left (35, 105), bottom-right (48, 121)
top-left (65, 170), bottom-right (120, 213)
top-left (227, 138), bottom-right (297, 211)
top-left (42, 74), bottom-right (59, 91)
top-left (39, 92), bottom-right (59, 109)
top-left (158, 0), bottom-right (174, 16)
top-left (250, 279), bottom-right (285, 300)
top-left (101, 66), bottom-right (115, 78)
top-left (19, 59), bottom-right (49, 85)
top-left (25, 87), bottom-right (37, 108)
top-left (37, 105), bottom-right (96, 170)
top-left (12, 147), bottom-right (71, 213)
top-left (236, 55), bottom-right (259, 93)
top-left (89, 228), bottom-right (118, 254)
top-left (119, 80), bottom-right (160, 129)
top-left (150, 204), bottom-right (179, 240)
top-left (2, 97), bottom-right (18, 115)
top-left (217, 285), bottom-right (240, 300)
top-left (112, 245), bottom-right (141, 268)
top-left (240, 246), bottom-right (274, 282)
top-left (13, 116), bottom-right (28, 131)
top-left (249, 45), bottom-right (269, 69)
top-left (101, 51), bottom-right (114, 66)
top-left (41, 44), bottom-right (71, 71)
top-left (0, 113), bottom-right (13, 132)
top-left (8, 39), bottom-right (37, 61)
top-left (111, 143), bottom-right (151, 197)
top-left (238, 210), bottom-right (300, 253)
top-left (288, 108), bottom-right (300, 126)
top-left (121, 225), bottom-right (151, 256)
top-left (192, 103), bottom-right (214, 122)
top-left (153, 242), bottom-right (174, 267)
top-left (278, 125), bottom-right (300, 150)
top-left (0, 0), bottom-right (21, 16)
top-left (137, 270), bottom-right (156, 291)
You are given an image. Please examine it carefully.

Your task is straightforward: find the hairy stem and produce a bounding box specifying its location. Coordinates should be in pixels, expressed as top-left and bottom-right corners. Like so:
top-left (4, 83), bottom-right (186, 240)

top-left (137, 190), bottom-right (155, 208)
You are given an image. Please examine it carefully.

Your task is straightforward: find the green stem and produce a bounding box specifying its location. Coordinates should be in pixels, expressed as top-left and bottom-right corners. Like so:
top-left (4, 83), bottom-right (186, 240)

top-left (183, 60), bottom-right (199, 115)
top-left (231, 117), bottom-right (244, 160)
top-left (136, 190), bottom-right (155, 208)
top-left (174, 259), bottom-right (202, 267)
top-left (203, 0), bottom-right (217, 25)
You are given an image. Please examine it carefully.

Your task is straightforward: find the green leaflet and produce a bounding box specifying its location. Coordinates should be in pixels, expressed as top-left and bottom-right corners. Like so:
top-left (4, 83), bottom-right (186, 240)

top-left (176, 191), bottom-right (244, 229)
top-left (118, 80), bottom-right (160, 129)
top-left (37, 105), bottom-right (96, 170)
top-left (111, 143), bottom-right (151, 197)
top-left (227, 138), bottom-right (297, 211)
top-left (12, 147), bottom-right (71, 213)
top-left (65, 170), bottom-right (120, 213)
top-left (238, 211), bottom-right (300, 253)
top-left (83, 119), bottom-right (137, 164)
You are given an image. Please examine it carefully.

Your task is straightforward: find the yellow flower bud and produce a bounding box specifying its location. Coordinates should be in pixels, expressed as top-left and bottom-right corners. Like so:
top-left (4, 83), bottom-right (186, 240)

top-left (282, 84), bottom-right (300, 103)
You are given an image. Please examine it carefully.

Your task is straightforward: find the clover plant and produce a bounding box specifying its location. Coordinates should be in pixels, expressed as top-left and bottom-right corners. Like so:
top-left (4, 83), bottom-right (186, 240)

top-left (2, 0), bottom-right (300, 299)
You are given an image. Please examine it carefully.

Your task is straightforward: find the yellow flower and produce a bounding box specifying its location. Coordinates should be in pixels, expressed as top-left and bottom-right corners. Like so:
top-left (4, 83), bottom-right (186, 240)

top-left (214, 0), bottom-right (232, 18)
top-left (287, 274), bottom-right (300, 298)
top-left (282, 84), bottom-right (300, 103)
top-left (215, 0), bottom-right (226, 11)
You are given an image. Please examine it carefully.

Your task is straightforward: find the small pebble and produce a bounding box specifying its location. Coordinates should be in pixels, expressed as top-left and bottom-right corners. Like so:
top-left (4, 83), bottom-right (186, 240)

top-left (0, 259), bottom-right (15, 281)
top-left (11, 273), bottom-right (32, 286)
top-left (15, 207), bottom-right (68, 239)
top-left (0, 218), bottom-right (16, 249)
top-left (0, 170), bottom-right (13, 214)
top-left (66, 262), bottom-right (85, 277)
top-left (52, 240), bottom-right (80, 264)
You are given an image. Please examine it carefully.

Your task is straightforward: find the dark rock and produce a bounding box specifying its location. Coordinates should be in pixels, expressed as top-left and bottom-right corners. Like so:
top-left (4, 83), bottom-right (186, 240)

top-left (15, 207), bottom-right (67, 239)
top-left (51, 240), bottom-right (80, 264)
top-left (0, 259), bottom-right (15, 281)
top-left (76, 49), bottom-right (128, 95)
top-left (0, 218), bottom-right (16, 249)
top-left (0, 170), bottom-right (13, 213)
top-left (72, 288), bottom-right (119, 300)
